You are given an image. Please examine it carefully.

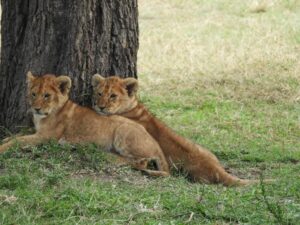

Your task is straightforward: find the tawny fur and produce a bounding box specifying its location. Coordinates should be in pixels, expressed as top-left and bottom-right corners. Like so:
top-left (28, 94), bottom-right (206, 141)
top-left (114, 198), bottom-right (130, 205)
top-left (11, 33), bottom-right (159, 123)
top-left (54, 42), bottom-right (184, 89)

top-left (0, 72), bottom-right (170, 177)
top-left (92, 74), bottom-right (259, 186)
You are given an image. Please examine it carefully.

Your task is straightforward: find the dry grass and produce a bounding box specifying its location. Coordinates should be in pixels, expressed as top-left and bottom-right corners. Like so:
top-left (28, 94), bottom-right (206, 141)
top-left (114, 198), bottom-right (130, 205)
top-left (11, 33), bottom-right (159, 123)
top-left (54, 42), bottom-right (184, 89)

top-left (138, 0), bottom-right (300, 103)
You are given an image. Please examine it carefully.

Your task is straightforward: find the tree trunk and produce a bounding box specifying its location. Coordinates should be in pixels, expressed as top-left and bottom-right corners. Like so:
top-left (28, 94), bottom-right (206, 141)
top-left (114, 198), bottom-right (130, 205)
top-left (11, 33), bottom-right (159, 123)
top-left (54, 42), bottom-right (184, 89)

top-left (0, 0), bottom-right (139, 136)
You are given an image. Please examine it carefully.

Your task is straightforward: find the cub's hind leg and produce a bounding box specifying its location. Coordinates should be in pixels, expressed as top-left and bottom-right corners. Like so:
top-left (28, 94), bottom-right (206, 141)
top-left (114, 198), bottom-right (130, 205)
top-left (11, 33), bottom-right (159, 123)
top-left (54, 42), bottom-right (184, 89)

top-left (113, 124), bottom-right (170, 177)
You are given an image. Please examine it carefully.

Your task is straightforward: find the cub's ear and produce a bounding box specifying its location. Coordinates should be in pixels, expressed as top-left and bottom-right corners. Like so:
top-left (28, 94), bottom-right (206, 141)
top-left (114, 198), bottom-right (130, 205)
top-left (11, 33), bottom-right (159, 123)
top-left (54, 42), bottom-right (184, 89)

top-left (92, 74), bottom-right (105, 88)
top-left (26, 71), bottom-right (35, 85)
top-left (56, 75), bottom-right (72, 95)
top-left (123, 78), bottom-right (138, 97)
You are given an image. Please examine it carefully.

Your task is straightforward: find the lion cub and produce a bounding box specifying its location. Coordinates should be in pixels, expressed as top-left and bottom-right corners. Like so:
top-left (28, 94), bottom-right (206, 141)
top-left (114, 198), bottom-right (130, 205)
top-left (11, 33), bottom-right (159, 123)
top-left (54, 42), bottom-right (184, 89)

top-left (0, 72), bottom-right (170, 177)
top-left (92, 74), bottom-right (261, 186)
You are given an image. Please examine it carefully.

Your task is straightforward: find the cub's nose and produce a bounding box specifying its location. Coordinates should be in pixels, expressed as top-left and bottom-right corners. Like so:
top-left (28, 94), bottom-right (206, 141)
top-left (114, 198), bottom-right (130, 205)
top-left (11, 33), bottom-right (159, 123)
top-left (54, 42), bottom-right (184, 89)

top-left (99, 107), bottom-right (105, 111)
top-left (34, 108), bottom-right (41, 113)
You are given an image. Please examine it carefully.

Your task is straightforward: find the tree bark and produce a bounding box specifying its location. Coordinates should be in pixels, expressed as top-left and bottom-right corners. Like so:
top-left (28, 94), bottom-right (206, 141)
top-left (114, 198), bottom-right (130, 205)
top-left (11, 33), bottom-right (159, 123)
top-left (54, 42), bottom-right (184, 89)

top-left (0, 0), bottom-right (139, 135)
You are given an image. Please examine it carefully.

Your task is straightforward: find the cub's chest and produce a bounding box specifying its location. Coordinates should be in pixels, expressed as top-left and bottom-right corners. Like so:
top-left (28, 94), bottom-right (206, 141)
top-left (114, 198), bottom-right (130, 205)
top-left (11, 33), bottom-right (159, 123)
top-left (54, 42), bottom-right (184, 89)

top-left (33, 114), bottom-right (47, 131)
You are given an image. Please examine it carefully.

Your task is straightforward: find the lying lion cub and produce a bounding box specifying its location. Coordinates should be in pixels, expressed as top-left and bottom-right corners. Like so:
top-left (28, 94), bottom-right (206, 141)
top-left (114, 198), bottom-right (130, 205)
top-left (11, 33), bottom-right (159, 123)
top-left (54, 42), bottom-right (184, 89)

top-left (0, 72), bottom-right (170, 177)
top-left (92, 74), bottom-right (260, 186)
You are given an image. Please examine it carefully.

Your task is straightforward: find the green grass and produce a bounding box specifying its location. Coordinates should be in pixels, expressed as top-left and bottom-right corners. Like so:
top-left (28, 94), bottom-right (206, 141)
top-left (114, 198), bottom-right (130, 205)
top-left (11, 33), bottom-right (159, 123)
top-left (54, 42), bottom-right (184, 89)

top-left (1, 0), bottom-right (300, 224)
top-left (0, 141), bottom-right (299, 224)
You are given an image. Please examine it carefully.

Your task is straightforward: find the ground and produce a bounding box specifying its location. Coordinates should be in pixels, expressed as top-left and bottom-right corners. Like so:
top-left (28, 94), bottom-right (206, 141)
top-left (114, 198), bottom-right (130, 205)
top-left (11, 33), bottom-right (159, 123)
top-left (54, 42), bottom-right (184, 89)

top-left (0, 0), bottom-right (300, 224)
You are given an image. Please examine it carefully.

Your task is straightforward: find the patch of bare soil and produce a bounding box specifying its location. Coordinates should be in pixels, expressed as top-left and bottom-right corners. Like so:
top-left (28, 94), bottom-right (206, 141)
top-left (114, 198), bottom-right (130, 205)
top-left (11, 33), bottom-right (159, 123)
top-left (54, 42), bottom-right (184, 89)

top-left (69, 165), bottom-right (151, 186)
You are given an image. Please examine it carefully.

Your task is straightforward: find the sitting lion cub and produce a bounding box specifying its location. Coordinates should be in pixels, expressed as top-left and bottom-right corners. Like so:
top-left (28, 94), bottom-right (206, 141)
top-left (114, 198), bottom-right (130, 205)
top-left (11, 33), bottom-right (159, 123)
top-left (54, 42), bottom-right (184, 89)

top-left (0, 72), bottom-right (170, 177)
top-left (92, 74), bottom-right (260, 186)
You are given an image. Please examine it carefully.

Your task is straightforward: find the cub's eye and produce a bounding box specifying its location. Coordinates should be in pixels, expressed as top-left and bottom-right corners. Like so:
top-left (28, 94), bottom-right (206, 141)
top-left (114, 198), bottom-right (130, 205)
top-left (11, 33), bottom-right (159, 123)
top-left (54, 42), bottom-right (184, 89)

top-left (32, 93), bottom-right (36, 97)
top-left (44, 93), bottom-right (51, 99)
top-left (98, 92), bottom-right (102, 96)
top-left (110, 94), bottom-right (117, 99)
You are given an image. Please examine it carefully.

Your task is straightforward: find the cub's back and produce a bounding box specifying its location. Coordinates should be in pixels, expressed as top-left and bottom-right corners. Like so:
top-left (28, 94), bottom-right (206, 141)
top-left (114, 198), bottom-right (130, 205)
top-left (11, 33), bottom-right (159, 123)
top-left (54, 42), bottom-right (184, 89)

top-left (68, 103), bottom-right (144, 137)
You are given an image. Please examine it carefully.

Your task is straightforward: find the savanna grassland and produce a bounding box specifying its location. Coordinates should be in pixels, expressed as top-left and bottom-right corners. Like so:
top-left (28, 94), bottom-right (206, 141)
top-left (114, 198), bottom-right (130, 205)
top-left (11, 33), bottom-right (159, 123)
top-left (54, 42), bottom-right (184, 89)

top-left (0, 0), bottom-right (300, 224)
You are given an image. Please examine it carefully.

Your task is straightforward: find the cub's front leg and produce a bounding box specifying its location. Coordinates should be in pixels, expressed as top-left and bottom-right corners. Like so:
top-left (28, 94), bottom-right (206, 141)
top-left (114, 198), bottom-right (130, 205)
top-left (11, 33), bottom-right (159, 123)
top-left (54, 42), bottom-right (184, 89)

top-left (0, 134), bottom-right (46, 153)
top-left (2, 133), bottom-right (24, 143)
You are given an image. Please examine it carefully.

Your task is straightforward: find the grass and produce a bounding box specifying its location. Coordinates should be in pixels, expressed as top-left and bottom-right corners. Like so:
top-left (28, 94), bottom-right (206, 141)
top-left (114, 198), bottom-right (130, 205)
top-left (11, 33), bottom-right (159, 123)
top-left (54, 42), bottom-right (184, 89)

top-left (0, 142), bottom-right (299, 224)
top-left (1, 0), bottom-right (300, 224)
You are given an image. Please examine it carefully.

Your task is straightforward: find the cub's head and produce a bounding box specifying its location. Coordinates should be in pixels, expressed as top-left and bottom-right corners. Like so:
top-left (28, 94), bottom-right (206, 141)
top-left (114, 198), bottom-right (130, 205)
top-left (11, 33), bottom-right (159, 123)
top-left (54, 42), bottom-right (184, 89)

top-left (91, 74), bottom-right (138, 115)
top-left (26, 71), bottom-right (72, 118)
